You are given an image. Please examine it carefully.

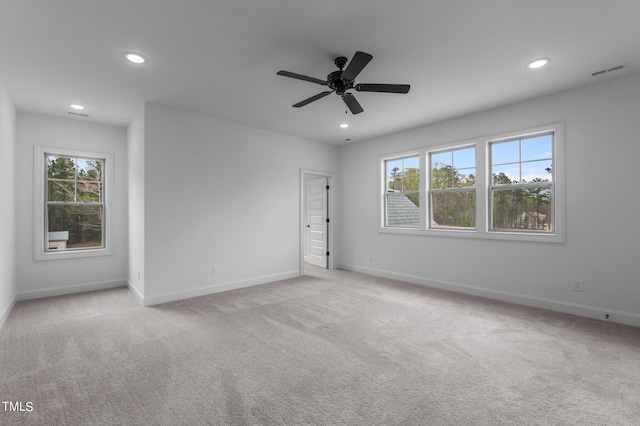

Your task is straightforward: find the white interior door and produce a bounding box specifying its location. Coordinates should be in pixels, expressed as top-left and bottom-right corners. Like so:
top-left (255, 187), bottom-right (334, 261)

top-left (307, 177), bottom-right (328, 268)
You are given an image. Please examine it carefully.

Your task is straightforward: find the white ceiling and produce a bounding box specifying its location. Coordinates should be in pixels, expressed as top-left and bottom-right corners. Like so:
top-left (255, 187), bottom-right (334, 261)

top-left (1, 0), bottom-right (639, 146)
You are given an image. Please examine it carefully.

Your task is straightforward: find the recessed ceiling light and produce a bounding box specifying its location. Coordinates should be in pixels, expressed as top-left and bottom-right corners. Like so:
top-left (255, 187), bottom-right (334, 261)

top-left (339, 123), bottom-right (349, 129)
top-left (526, 58), bottom-right (550, 69)
top-left (69, 103), bottom-right (85, 110)
top-left (124, 52), bottom-right (147, 64)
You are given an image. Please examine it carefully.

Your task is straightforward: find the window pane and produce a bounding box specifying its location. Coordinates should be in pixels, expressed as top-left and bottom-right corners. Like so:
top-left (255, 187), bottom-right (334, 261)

top-left (431, 151), bottom-right (452, 168)
top-left (76, 159), bottom-right (103, 181)
top-left (432, 151), bottom-right (453, 189)
top-left (432, 164), bottom-right (453, 189)
top-left (386, 159), bottom-right (403, 190)
top-left (492, 164), bottom-right (519, 184)
top-left (455, 168), bottom-right (476, 188)
top-left (403, 155), bottom-right (420, 170)
top-left (522, 160), bottom-right (553, 183)
top-left (47, 156), bottom-right (76, 179)
top-left (386, 192), bottom-right (420, 227)
top-left (402, 166), bottom-right (420, 192)
top-left (47, 205), bottom-right (103, 249)
top-left (491, 140), bottom-right (519, 165)
top-left (453, 147), bottom-right (475, 169)
top-left (522, 134), bottom-right (552, 162)
top-left (431, 190), bottom-right (476, 228)
top-left (48, 180), bottom-right (75, 201)
top-left (492, 187), bottom-right (552, 232)
top-left (402, 156), bottom-right (420, 192)
top-left (77, 181), bottom-right (102, 202)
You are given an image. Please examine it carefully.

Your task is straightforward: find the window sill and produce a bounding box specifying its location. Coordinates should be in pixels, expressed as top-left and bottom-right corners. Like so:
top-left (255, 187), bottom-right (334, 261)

top-left (35, 247), bottom-right (113, 262)
top-left (379, 227), bottom-right (564, 243)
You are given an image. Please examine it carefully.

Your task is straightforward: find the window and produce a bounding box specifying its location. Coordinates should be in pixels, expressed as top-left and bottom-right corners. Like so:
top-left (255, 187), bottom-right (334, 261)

top-left (380, 123), bottom-right (564, 242)
top-left (490, 133), bottom-right (553, 232)
top-left (429, 146), bottom-right (476, 229)
top-left (384, 155), bottom-right (420, 228)
top-left (35, 147), bottom-right (113, 259)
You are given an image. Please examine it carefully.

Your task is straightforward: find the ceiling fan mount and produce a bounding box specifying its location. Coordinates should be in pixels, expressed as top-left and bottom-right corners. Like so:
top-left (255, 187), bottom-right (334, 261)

top-left (277, 51), bottom-right (410, 115)
top-left (334, 56), bottom-right (348, 70)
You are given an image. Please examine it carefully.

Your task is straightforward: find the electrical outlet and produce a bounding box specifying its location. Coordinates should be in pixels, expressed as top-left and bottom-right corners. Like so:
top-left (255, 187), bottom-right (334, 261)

top-left (137, 270), bottom-right (141, 280)
top-left (212, 265), bottom-right (219, 275)
top-left (368, 253), bottom-right (373, 262)
top-left (572, 279), bottom-right (584, 292)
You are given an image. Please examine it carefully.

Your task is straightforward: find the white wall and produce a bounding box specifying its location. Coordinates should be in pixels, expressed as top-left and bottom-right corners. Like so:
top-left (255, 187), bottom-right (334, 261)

top-left (338, 73), bottom-right (640, 327)
top-left (15, 113), bottom-right (128, 299)
top-left (0, 79), bottom-right (16, 327)
top-left (127, 106), bottom-right (145, 301)
top-left (141, 104), bottom-right (339, 305)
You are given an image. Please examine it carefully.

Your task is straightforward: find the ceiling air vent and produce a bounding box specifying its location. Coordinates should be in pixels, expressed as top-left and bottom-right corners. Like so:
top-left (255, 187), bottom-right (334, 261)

top-left (591, 63), bottom-right (628, 77)
top-left (67, 111), bottom-right (89, 117)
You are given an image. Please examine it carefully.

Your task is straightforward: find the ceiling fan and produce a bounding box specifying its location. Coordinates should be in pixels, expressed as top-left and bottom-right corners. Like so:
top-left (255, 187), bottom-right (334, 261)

top-left (277, 51), bottom-right (410, 115)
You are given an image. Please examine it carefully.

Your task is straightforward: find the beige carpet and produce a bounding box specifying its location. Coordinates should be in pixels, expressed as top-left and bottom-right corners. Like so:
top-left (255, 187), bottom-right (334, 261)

top-left (1, 265), bottom-right (639, 425)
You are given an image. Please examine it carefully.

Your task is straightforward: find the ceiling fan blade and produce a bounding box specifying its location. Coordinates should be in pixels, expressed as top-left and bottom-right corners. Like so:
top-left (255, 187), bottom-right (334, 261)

top-left (341, 51), bottom-right (373, 81)
top-left (292, 91), bottom-right (333, 108)
top-left (342, 93), bottom-right (364, 114)
top-left (355, 83), bottom-right (411, 94)
top-left (277, 70), bottom-right (328, 86)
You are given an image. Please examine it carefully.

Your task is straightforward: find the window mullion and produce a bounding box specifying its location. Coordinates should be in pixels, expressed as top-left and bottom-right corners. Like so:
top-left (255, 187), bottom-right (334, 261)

top-left (431, 187), bottom-right (475, 194)
top-left (490, 182), bottom-right (552, 190)
top-left (47, 201), bottom-right (104, 207)
top-left (74, 158), bottom-right (78, 203)
top-left (475, 141), bottom-right (487, 233)
top-left (420, 153), bottom-right (426, 230)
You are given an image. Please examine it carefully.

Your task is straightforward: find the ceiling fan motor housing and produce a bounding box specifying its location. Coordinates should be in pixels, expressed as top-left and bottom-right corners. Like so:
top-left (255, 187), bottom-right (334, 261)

top-left (328, 70), bottom-right (353, 95)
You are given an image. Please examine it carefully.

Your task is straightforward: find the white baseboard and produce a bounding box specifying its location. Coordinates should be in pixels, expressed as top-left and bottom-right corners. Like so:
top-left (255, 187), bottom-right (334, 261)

top-left (126, 281), bottom-right (144, 304)
top-left (0, 293), bottom-right (17, 329)
top-left (142, 270), bottom-right (301, 307)
top-left (338, 263), bottom-right (640, 328)
top-left (17, 279), bottom-right (127, 301)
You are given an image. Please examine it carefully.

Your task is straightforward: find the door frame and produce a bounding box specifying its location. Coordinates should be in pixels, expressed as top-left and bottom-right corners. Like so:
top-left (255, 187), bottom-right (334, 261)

top-left (300, 169), bottom-right (336, 275)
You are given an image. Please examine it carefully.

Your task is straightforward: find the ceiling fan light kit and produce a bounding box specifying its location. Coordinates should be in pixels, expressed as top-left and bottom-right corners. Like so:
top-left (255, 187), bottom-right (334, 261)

top-left (277, 51), bottom-right (410, 115)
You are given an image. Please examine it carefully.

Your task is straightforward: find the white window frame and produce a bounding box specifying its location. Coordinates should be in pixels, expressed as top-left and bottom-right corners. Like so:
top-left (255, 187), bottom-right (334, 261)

top-left (428, 143), bottom-right (477, 231)
top-left (382, 153), bottom-right (422, 229)
top-left (379, 122), bottom-right (564, 243)
top-left (34, 146), bottom-right (114, 260)
top-left (488, 131), bottom-right (555, 234)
